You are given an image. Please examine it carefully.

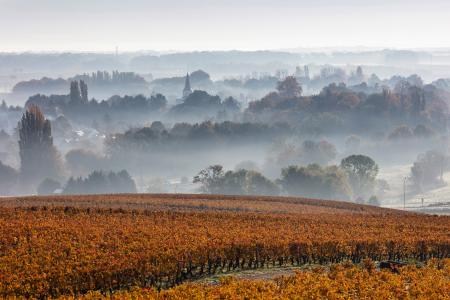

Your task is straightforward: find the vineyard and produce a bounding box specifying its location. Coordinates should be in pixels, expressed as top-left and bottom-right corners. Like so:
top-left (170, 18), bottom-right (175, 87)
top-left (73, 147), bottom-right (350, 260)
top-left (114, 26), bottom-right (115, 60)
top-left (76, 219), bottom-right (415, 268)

top-left (70, 259), bottom-right (450, 299)
top-left (0, 194), bottom-right (449, 298)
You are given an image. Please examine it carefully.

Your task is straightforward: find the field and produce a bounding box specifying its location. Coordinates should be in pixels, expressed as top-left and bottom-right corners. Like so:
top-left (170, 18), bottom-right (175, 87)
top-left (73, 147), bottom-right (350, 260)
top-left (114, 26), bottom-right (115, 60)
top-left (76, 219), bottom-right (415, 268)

top-left (71, 260), bottom-right (450, 299)
top-left (0, 194), bottom-right (449, 299)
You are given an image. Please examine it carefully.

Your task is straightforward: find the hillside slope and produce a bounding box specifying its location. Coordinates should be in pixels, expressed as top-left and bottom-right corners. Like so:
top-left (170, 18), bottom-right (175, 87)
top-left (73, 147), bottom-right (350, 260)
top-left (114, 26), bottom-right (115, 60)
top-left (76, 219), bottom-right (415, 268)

top-left (0, 194), bottom-right (448, 298)
top-left (1, 193), bottom-right (406, 215)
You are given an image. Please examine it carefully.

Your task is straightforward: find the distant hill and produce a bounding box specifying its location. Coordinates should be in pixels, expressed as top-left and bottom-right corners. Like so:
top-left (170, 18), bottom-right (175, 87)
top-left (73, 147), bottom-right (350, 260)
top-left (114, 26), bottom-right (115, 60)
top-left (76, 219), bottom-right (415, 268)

top-left (11, 71), bottom-right (150, 99)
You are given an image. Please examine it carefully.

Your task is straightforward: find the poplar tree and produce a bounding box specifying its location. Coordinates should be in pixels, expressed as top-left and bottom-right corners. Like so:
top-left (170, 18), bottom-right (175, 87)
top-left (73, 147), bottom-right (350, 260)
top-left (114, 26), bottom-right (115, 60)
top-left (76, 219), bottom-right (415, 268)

top-left (18, 105), bottom-right (62, 189)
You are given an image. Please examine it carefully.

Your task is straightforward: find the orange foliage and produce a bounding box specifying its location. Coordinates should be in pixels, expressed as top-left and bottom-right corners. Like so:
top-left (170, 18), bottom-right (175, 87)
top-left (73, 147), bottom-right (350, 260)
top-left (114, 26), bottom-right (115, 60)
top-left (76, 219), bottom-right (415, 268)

top-left (0, 194), bottom-right (449, 298)
top-left (69, 260), bottom-right (450, 299)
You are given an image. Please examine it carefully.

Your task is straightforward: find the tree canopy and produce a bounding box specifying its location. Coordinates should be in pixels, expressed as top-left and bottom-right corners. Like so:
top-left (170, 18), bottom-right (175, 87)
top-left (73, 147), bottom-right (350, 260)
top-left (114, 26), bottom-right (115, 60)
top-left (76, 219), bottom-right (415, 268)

top-left (340, 155), bottom-right (379, 199)
top-left (279, 164), bottom-right (352, 200)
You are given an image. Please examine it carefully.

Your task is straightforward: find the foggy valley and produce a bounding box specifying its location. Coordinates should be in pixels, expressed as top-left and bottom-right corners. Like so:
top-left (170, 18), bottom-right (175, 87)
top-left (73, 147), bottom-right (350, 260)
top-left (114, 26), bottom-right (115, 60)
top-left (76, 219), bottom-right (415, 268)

top-left (1, 57), bottom-right (450, 214)
top-left (1, 1), bottom-right (450, 298)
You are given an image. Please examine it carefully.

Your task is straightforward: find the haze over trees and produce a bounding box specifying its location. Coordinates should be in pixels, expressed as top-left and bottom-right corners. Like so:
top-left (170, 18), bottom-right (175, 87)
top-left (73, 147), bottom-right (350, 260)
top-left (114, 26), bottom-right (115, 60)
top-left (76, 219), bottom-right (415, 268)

top-left (410, 150), bottom-right (448, 193)
top-left (169, 90), bottom-right (240, 122)
top-left (63, 170), bottom-right (137, 195)
top-left (279, 164), bottom-right (352, 200)
top-left (192, 154), bottom-right (385, 203)
top-left (341, 155), bottom-right (379, 201)
top-left (194, 165), bottom-right (279, 196)
top-left (273, 139), bottom-right (337, 167)
top-left (276, 75), bottom-right (303, 98)
top-left (26, 81), bottom-right (168, 126)
top-left (2, 3), bottom-right (450, 297)
top-left (245, 76), bottom-right (448, 136)
top-left (13, 71), bottom-right (150, 100)
top-left (65, 149), bottom-right (108, 177)
top-left (0, 160), bottom-right (18, 195)
top-left (37, 178), bottom-right (62, 195)
top-left (18, 105), bottom-right (62, 190)
top-left (0, 63), bottom-right (450, 206)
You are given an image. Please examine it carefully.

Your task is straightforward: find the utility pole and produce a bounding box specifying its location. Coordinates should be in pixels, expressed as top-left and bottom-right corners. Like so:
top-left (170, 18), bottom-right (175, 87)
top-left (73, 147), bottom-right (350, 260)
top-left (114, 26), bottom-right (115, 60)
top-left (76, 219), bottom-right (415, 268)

top-left (403, 177), bottom-right (407, 210)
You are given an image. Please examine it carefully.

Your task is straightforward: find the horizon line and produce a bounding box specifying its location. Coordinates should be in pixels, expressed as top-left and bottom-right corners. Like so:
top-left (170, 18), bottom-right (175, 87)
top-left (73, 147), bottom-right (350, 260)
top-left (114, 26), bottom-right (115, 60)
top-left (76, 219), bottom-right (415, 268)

top-left (1, 46), bottom-right (450, 55)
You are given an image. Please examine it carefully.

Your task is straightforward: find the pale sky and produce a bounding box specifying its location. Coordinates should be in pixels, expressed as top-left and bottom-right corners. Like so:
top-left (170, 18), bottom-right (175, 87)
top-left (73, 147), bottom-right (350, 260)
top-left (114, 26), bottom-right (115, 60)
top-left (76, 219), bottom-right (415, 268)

top-left (0, 0), bottom-right (449, 52)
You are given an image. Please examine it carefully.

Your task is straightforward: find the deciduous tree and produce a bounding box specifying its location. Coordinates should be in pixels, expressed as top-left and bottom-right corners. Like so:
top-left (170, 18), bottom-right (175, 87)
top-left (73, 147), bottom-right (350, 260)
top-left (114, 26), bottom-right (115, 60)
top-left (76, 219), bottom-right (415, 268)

top-left (18, 105), bottom-right (62, 190)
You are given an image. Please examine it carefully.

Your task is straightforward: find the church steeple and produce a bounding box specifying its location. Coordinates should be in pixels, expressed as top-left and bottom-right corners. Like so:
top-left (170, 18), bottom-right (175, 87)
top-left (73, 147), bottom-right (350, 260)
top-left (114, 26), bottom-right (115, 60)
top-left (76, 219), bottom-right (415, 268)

top-left (183, 73), bottom-right (192, 99)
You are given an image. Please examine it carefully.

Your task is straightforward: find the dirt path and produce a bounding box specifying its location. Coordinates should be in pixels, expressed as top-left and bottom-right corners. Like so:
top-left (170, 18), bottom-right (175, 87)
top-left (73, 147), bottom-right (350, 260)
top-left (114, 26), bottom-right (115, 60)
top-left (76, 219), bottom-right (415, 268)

top-left (188, 266), bottom-right (308, 285)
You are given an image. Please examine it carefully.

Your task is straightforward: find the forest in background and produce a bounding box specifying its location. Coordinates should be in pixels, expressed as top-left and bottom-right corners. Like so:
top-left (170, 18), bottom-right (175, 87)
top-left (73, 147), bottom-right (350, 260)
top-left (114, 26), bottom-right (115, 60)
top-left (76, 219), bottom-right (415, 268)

top-left (1, 66), bottom-right (450, 210)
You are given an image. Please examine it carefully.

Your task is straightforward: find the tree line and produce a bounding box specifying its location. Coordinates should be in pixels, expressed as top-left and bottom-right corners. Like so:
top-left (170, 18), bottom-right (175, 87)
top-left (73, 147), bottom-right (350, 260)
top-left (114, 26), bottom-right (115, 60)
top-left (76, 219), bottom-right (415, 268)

top-left (194, 154), bottom-right (380, 205)
top-left (0, 105), bottom-right (138, 195)
top-left (1, 102), bottom-right (446, 199)
top-left (245, 76), bottom-right (448, 134)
